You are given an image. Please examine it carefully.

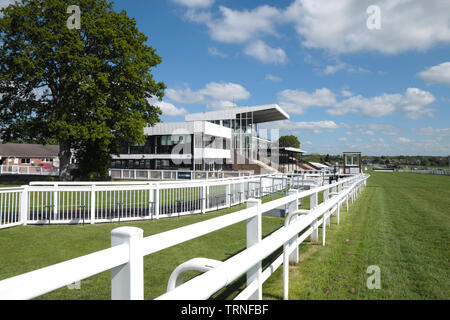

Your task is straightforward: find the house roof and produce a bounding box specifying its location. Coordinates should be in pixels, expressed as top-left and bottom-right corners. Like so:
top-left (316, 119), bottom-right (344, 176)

top-left (185, 104), bottom-right (290, 124)
top-left (0, 143), bottom-right (59, 158)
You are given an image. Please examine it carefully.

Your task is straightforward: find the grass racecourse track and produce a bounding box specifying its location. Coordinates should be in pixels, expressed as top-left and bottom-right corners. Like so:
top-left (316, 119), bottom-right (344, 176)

top-left (0, 171), bottom-right (449, 299)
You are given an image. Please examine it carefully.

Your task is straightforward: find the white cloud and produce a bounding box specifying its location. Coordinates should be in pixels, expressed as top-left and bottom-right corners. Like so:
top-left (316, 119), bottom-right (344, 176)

top-left (181, 4), bottom-right (286, 64)
top-left (204, 5), bottom-right (282, 43)
top-left (165, 81), bottom-right (250, 110)
top-left (327, 88), bottom-right (435, 119)
top-left (244, 40), bottom-right (287, 64)
top-left (397, 137), bottom-right (412, 143)
top-left (202, 82), bottom-right (250, 101)
top-left (265, 74), bottom-right (282, 82)
top-left (345, 124), bottom-right (400, 137)
top-left (322, 63), bottom-right (347, 75)
top-left (0, 0), bottom-right (15, 9)
top-left (277, 88), bottom-right (336, 114)
top-left (286, 0), bottom-right (450, 54)
top-left (183, 8), bottom-right (212, 23)
top-left (166, 87), bottom-right (204, 104)
top-left (265, 120), bottom-right (340, 134)
top-left (260, 120), bottom-right (340, 135)
top-left (208, 47), bottom-right (227, 58)
top-left (319, 62), bottom-right (369, 75)
top-left (417, 127), bottom-right (450, 137)
top-left (179, 1), bottom-right (450, 60)
top-left (341, 89), bottom-right (353, 97)
top-left (401, 88), bottom-right (435, 120)
top-left (148, 99), bottom-right (187, 117)
top-left (205, 100), bottom-right (237, 110)
top-left (331, 93), bottom-right (402, 117)
top-left (173, 0), bottom-right (214, 9)
top-left (338, 137), bottom-right (347, 142)
top-left (276, 86), bottom-right (435, 119)
top-left (418, 62), bottom-right (450, 85)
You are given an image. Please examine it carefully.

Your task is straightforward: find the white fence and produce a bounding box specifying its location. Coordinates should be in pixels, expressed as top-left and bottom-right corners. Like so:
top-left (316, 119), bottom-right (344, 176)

top-left (109, 168), bottom-right (252, 180)
top-left (1, 173), bottom-right (327, 229)
top-left (0, 187), bottom-right (24, 229)
top-left (0, 165), bottom-right (59, 176)
top-left (0, 173), bottom-right (368, 300)
top-left (396, 169), bottom-right (450, 176)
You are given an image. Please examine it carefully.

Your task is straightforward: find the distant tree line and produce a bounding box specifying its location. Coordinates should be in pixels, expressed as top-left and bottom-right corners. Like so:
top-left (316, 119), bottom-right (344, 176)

top-left (301, 154), bottom-right (449, 168)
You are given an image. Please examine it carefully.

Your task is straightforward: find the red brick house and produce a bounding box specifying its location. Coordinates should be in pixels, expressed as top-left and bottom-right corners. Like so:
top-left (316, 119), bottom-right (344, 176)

top-left (0, 143), bottom-right (59, 167)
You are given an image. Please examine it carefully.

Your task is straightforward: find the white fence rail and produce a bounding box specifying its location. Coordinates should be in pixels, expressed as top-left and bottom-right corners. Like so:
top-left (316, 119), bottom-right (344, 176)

top-left (0, 175), bottom-right (248, 227)
top-left (396, 169), bottom-right (450, 176)
top-left (0, 173), bottom-right (331, 228)
top-left (0, 187), bottom-right (25, 229)
top-left (109, 168), bottom-right (252, 180)
top-left (0, 165), bottom-right (59, 176)
top-left (0, 173), bottom-right (368, 300)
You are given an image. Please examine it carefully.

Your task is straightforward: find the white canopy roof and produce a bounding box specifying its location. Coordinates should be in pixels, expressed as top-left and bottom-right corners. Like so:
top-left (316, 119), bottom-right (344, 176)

top-left (185, 104), bottom-right (289, 124)
top-left (282, 147), bottom-right (308, 154)
top-left (309, 162), bottom-right (332, 169)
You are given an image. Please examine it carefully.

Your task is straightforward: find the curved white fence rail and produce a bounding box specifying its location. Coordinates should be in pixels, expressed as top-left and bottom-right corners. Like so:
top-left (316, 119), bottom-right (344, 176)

top-left (0, 173), bottom-right (369, 300)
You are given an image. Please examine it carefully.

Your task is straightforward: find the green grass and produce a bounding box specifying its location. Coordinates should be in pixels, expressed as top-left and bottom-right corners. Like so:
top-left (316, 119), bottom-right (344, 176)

top-left (262, 171), bottom-right (450, 300)
top-left (1, 172), bottom-right (449, 300)
top-left (0, 193), bottom-right (285, 300)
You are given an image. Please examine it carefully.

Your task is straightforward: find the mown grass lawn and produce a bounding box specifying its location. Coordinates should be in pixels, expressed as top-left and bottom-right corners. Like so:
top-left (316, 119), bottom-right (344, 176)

top-left (262, 171), bottom-right (449, 300)
top-left (1, 172), bottom-right (448, 300)
top-left (0, 192), bottom-right (286, 300)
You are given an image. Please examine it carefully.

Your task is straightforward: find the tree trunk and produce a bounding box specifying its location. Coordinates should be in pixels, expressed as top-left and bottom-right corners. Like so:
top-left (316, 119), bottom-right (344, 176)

top-left (59, 140), bottom-right (72, 181)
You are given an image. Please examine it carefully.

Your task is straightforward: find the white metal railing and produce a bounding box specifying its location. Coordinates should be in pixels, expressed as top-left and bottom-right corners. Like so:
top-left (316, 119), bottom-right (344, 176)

top-left (1, 174), bottom-right (297, 227)
top-left (0, 187), bottom-right (25, 229)
top-left (0, 165), bottom-right (59, 176)
top-left (109, 168), bottom-right (252, 180)
top-left (396, 169), bottom-right (450, 176)
top-left (0, 173), bottom-right (368, 300)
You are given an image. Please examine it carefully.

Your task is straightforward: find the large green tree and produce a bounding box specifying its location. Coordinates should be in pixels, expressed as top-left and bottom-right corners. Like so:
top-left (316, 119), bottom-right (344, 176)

top-left (278, 135), bottom-right (301, 149)
top-left (0, 0), bottom-right (165, 180)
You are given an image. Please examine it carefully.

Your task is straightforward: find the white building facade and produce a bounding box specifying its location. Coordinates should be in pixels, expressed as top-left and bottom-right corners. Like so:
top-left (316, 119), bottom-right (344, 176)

top-left (111, 104), bottom-right (297, 172)
top-left (111, 121), bottom-right (231, 171)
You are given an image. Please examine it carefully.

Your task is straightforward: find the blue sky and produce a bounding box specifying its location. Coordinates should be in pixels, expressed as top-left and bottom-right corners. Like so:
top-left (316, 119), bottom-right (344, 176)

top-left (85, 0), bottom-right (450, 156)
top-left (6, 0), bottom-right (449, 156)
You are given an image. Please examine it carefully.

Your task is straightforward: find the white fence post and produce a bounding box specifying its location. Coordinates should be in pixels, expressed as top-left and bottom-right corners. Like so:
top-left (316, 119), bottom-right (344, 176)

top-left (287, 190), bottom-right (299, 264)
top-left (337, 202), bottom-right (340, 225)
top-left (310, 192), bottom-right (319, 242)
top-left (246, 198), bottom-right (262, 300)
top-left (154, 184), bottom-right (160, 220)
top-left (326, 209), bottom-right (331, 227)
top-left (226, 183), bottom-right (231, 207)
top-left (20, 185), bottom-right (29, 225)
top-left (202, 182), bottom-right (207, 213)
top-left (90, 185), bottom-right (96, 224)
top-left (283, 190), bottom-right (299, 300)
top-left (53, 184), bottom-right (58, 220)
top-left (111, 227), bottom-right (144, 300)
top-left (325, 186), bottom-right (331, 226)
top-left (323, 188), bottom-right (329, 203)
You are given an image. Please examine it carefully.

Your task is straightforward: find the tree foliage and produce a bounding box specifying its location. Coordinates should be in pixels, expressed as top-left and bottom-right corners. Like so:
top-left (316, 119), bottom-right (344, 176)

top-left (278, 135), bottom-right (300, 149)
top-left (0, 0), bottom-right (165, 180)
